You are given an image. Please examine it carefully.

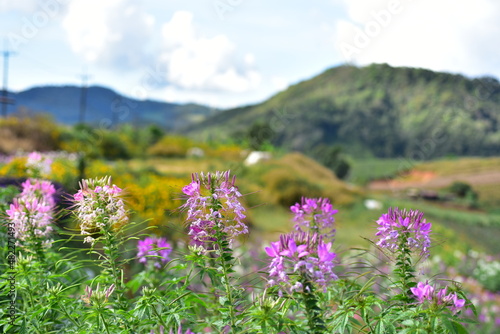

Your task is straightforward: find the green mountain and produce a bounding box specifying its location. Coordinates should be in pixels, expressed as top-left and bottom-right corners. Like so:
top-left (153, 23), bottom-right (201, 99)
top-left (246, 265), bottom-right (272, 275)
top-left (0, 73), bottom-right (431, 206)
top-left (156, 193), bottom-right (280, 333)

top-left (186, 64), bottom-right (500, 158)
top-left (7, 85), bottom-right (215, 130)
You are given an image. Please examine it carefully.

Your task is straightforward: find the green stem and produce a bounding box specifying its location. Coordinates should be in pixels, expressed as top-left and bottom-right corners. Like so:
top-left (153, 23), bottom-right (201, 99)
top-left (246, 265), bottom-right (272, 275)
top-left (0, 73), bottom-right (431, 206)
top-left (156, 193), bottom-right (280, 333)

top-left (151, 301), bottom-right (169, 331)
top-left (101, 227), bottom-right (133, 332)
top-left (215, 237), bottom-right (238, 334)
top-left (60, 302), bottom-right (82, 329)
top-left (99, 311), bottom-right (111, 334)
top-left (395, 232), bottom-right (415, 306)
top-left (102, 228), bottom-right (127, 308)
top-left (301, 277), bottom-right (326, 334)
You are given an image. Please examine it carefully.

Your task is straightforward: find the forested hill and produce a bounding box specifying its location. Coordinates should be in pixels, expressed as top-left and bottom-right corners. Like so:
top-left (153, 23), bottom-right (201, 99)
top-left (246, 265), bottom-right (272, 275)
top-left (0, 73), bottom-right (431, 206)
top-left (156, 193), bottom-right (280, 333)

top-left (186, 64), bottom-right (500, 158)
top-left (6, 85), bottom-right (214, 130)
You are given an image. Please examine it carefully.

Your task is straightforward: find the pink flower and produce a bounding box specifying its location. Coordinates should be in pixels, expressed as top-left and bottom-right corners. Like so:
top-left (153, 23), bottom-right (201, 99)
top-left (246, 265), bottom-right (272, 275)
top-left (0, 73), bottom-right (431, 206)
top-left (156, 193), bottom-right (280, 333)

top-left (137, 237), bottom-right (173, 269)
top-left (265, 232), bottom-right (337, 293)
top-left (411, 282), bottom-right (466, 314)
top-left (6, 178), bottom-right (55, 245)
top-left (181, 171), bottom-right (247, 249)
top-left (26, 151), bottom-right (52, 177)
top-left (291, 197), bottom-right (337, 241)
top-left (376, 207), bottom-right (432, 259)
top-left (410, 282), bottom-right (434, 302)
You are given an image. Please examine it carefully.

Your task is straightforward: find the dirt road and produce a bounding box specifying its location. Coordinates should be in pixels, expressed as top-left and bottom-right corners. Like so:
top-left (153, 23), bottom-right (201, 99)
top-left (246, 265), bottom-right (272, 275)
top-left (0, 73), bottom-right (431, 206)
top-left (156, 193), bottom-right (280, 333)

top-left (368, 170), bottom-right (500, 191)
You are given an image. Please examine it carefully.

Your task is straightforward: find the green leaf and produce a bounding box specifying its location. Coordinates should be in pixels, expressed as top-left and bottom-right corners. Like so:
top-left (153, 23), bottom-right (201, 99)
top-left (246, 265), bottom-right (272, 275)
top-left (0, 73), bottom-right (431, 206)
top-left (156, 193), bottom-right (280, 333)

top-left (442, 316), bottom-right (469, 334)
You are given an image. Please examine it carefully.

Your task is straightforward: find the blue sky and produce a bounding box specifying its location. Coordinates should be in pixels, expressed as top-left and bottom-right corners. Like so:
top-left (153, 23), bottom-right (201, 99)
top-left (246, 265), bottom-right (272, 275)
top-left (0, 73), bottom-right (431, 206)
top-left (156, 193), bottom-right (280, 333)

top-left (1, 0), bottom-right (499, 108)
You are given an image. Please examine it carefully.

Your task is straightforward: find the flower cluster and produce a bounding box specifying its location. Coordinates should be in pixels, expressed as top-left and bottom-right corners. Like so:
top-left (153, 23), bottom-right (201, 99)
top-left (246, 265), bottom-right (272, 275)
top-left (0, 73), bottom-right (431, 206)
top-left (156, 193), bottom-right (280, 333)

top-left (265, 232), bottom-right (337, 294)
top-left (81, 283), bottom-right (115, 306)
top-left (137, 237), bottom-right (173, 269)
top-left (375, 207), bottom-right (432, 259)
top-left (6, 178), bottom-right (56, 244)
top-left (181, 171), bottom-right (247, 247)
top-left (73, 176), bottom-right (128, 244)
top-left (19, 178), bottom-right (56, 208)
top-left (26, 151), bottom-right (53, 178)
top-left (411, 282), bottom-right (466, 314)
top-left (291, 197), bottom-right (338, 241)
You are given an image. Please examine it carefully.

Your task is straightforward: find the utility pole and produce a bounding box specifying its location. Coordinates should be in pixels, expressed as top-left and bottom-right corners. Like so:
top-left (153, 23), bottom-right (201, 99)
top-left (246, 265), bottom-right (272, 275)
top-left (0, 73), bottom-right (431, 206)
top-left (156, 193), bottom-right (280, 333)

top-left (78, 69), bottom-right (91, 124)
top-left (0, 48), bottom-right (16, 118)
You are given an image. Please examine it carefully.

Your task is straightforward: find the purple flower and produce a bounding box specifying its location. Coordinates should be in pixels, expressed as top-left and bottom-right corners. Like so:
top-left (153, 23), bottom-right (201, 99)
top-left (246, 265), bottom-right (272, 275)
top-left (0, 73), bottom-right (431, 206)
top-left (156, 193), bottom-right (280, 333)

top-left (440, 289), bottom-right (466, 314)
top-left (137, 237), bottom-right (173, 269)
top-left (411, 282), bottom-right (466, 314)
top-left (168, 326), bottom-right (197, 334)
top-left (181, 171), bottom-right (247, 249)
top-left (265, 232), bottom-right (337, 294)
top-left (410, 282), bottom-right (434, 302)
top-left (375, 207), bottom-right (431, 259)
top-left (73, 176), bottom-right (128, 244)
top-left (6, 178), bottom-right (56, 245)
top-left (291, 197), bottom-right (337, 241)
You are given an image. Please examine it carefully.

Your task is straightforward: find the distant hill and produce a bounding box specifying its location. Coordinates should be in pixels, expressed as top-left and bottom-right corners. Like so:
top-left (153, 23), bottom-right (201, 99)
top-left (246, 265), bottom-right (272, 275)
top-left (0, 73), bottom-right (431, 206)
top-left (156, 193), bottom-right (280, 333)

top-left (186, 64), bottom-right (500, 158)
top-left (5, 85), bottom-right (215, 130)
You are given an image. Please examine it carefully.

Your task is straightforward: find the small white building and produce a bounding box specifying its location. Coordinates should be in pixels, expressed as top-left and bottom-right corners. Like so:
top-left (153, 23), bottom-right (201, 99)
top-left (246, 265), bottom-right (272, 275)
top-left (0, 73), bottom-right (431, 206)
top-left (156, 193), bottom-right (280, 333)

top-left (187, 147), bottom-right (205, 158)
top-left (244, 151), bottom-right (272, 166)
top-left (364, 199), bottom-right (382, 210)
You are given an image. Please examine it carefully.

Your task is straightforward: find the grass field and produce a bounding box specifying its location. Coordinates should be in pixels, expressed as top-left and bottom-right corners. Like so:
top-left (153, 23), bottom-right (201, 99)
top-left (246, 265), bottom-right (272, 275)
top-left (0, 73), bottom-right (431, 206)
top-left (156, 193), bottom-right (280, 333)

top-left (348, 158), bottom-right (406, 185)
top-left (113, 155), bottom-right (500, 258)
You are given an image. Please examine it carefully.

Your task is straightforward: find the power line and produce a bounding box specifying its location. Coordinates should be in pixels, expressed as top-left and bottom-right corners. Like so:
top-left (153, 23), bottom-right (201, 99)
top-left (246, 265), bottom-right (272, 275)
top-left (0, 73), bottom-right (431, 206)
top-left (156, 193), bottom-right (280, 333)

top-left (78, 69), bottom-right (91, 124)
top-left (1, 48), bottom-right (16, 118)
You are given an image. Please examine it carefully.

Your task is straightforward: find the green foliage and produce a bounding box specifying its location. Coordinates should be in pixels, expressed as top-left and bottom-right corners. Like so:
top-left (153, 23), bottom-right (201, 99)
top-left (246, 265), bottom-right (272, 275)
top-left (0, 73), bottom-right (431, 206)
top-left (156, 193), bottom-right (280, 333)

top-left (100, 132), bottom-right (132, 160)
top-left (348, 158), bottom-right (407, 184)
top-left (264, 168), bottom-right (323, 207)
top-left (448, 181), bottom-right (475, 198)
top-left (0, 186), bottom-right (19, 212)
top-left (0, 163), bottom-right (491, 333)
top-left (147, 135), bottom-right (196, 158)
top-left (188, 64), bottom-right (500, 159)
top-left (311, 145), bottom-right (351, 179)
top-left (234, 121), bottom-right (275, 151)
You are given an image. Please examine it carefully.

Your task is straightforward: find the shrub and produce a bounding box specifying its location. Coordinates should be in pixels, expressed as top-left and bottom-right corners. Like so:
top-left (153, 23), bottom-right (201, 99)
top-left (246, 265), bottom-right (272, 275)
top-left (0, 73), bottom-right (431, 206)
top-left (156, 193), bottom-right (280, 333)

top-left (0, 113), bottom-right (60, 154)
top-left (147, 135), bottom-right (195, 158)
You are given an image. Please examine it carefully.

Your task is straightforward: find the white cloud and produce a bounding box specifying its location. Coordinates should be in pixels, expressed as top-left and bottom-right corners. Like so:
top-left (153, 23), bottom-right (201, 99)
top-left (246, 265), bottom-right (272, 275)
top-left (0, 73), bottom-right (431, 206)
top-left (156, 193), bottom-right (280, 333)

top-left (0, 0), bottom-right (38, 12)
top-left (335, 0), bottom-right (500, 77)
top-left (62, 0), bottom-right (154, 66)
top-left (158, 11), bottom-right (261, 93)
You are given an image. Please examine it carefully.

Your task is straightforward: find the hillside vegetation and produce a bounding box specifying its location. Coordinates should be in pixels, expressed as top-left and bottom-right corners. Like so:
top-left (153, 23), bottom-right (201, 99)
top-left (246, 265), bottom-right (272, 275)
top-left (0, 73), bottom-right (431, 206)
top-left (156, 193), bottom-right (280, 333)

top-left (187, 63), bottom-right (500, 158)
top-left (7, 85), bottom-right (214, 129)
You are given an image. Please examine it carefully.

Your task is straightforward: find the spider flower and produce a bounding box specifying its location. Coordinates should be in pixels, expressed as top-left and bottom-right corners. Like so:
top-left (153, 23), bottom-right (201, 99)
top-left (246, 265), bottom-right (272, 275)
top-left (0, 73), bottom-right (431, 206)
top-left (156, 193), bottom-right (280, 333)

top-left (181, 171), bottom-right (247, 248)
top-left (411, 282), bottom-right (466, 314)
top-left (81, 283), bottom-right (115, 306)
top-left (26, 151), bottom-right (53, 177)
top-left (375, 207), bottom-right (431, 259)
top-left (6, 178), bottom-right (56, 245)
top-left (20, 178), bottom-right (56, 208)
top-left (137, 237), bottom-right (173, 269)
top-left (73, 176), bottom-right (128, 244)
top-left (265, 232), bottom-right (337, 294)
top-left (290, 197), bottom-right (338, 240)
